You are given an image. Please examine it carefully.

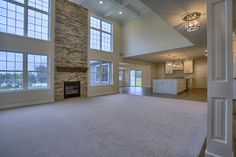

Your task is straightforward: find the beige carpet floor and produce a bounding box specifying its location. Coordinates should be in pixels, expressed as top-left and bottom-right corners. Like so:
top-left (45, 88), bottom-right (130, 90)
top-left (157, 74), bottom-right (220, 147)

top-left (0, 94), bottom-right (207, 157)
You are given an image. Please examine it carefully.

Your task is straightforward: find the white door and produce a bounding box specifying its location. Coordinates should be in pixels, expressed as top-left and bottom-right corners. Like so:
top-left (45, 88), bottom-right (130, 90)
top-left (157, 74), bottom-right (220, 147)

top-left (206, 0), bottom-right (233, 156)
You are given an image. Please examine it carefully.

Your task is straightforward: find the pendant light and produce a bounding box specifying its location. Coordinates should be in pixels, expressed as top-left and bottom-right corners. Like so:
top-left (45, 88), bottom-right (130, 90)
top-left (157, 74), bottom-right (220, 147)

top-left (183, 12), bottom-right (201, 32)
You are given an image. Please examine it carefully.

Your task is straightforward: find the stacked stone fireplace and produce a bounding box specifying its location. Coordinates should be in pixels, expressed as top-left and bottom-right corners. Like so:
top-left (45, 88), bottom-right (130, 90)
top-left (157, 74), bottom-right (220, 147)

top-left (55, 0), bottom-right (88, 101)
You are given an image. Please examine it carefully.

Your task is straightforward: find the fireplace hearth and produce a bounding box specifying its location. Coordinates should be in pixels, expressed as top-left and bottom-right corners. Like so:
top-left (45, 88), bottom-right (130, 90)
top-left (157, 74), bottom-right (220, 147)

top-left (64, 81), bottom-right (80, 98)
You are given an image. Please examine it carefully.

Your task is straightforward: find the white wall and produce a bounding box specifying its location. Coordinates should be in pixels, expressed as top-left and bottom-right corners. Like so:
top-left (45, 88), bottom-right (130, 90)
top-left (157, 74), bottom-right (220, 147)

top-left (0, 0), bottom-right (55, 109)
top-left (192, 59), bottom-right (207, 89)
top-left (121, 59), bottom-right (157, 87)
top-left (88, 12), bottom-right (122, 97)
top-left (122, 11), bottom-right (193, 57)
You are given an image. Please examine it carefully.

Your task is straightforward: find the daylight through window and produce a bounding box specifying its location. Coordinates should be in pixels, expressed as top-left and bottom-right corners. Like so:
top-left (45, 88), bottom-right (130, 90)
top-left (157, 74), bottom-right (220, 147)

top-left (90, 16), bottom-right (113, 52)
top-left (90, 60), bottom-right (113, 86)
top-left (0, 51), bottom-right (49, 92)
top-left (0, 0), bottom-right (50, 40)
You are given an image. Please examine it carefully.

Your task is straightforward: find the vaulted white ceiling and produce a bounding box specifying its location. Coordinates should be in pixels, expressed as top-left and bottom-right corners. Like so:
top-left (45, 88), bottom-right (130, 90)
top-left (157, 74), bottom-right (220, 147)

top-left (69, 0), bottom-right (236, 63)
top-left (69, 0), bottom-right (151, 23)
top-left (128, 0), bottom-right (207, 63)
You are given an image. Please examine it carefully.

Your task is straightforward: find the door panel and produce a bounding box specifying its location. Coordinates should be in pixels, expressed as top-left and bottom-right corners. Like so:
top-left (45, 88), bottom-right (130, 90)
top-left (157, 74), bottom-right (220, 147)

top-left (206, 0), bottom-right (233, 156)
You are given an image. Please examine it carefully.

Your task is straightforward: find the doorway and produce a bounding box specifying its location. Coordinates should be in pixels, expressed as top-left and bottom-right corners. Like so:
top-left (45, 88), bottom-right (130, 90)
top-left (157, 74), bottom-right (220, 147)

top-left (130, 70), bottom-right (142, 87)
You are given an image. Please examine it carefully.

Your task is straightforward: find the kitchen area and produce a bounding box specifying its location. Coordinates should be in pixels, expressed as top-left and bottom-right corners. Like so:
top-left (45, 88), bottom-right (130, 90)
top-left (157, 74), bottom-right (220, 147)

top-left (153, 58), bottom-right (208, 101)
top-left (119, 57), bottom-right (208, 102)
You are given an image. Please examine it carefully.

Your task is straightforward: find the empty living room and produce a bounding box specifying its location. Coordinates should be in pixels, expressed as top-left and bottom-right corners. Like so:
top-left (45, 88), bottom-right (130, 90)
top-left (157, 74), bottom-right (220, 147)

top-left (0, 0), bottom-right (235, 157)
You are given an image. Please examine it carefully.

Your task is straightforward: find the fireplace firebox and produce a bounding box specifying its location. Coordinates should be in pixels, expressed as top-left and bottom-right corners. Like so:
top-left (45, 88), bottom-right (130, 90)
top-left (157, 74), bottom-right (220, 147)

top-left (64, 81), bottom-right (80, 98)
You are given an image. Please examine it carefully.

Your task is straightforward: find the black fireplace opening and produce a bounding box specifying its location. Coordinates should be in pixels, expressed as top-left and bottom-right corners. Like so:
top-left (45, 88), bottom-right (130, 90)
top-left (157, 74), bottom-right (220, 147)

top-left (64, 81), bottom-right (80, 98)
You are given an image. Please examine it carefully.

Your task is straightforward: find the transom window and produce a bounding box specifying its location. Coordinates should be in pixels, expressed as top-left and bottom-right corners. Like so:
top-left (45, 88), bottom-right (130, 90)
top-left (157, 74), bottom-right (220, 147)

top-left (90, 60), bottom-right (113, 86)
top-left (90, 16), bottom-right (113, 52)
top-left (0, 51), bottom-right (49, 92)
top-left (0, 0), bottom-right (50, 40)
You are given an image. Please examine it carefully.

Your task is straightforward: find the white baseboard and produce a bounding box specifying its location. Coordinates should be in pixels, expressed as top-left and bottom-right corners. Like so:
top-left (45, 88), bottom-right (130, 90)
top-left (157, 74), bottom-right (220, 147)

top-left (205, 150), bottom-right (234, 157)
top-left (88, 91), bottom-right (118, 97)
top-left (205, 150), bottom-right (222, 157)
top-left (0, 99), bottom-right (54, 110)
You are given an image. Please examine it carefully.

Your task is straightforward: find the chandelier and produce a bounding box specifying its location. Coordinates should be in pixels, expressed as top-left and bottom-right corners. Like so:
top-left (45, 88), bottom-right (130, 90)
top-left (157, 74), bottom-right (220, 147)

top-left (183, 12), bottom-right (201, 32)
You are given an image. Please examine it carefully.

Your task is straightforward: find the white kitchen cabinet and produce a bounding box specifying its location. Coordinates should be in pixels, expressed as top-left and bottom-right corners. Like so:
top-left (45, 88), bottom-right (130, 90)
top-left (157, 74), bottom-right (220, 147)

top-left (183, 60), bottom-right (193, 74)
top-left (165, 62), bottom-right (173, 74)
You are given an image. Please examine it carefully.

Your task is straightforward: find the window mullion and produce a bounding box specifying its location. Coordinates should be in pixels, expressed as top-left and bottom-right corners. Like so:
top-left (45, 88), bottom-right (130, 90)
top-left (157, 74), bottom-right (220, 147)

top-left (100, 20), bottom-right (102, 51)
top-left (100, 62), bottom-right (102, 85)
top-left (23, 52), bottom-right (27, 90)
top-left (24, 0), bottom-right (28, 36)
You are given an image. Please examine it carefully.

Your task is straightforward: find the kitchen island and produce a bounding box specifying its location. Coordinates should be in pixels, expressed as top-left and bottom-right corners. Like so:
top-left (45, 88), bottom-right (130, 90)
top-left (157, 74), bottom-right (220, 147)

top-left (153, 79), bottom-right (186, 95)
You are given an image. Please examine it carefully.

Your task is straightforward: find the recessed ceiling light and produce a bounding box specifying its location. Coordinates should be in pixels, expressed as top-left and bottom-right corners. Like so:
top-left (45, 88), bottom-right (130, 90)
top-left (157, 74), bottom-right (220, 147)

top-left (99, 0), bottom-right (103, 4)
top-left (119, 11), bottom-right (123, 15)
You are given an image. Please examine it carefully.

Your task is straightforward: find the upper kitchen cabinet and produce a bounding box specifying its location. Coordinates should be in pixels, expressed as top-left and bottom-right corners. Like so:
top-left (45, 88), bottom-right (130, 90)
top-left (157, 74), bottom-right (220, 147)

top-left (183, 60), bottom-right (193, 74)
top-left (165, 62), bottom-right (173, 74)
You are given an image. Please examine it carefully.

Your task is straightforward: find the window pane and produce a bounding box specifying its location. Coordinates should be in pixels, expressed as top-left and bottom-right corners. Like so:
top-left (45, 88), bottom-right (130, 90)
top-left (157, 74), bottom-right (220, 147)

top-left (0, 61), bottom-right (6, 70)
top-left (0, 51), bottom-right (6, 61)
top-left (28, 72), bottom-right (48, 89)
top-left (101, 32), bottom-right (112, 52)
top-left (27, 54), bottom-right (48, 89)
top-left (28, 0), bottom-right (49, 12)
top-left (0, 51), bottom-right (23, 91)
top-left (28, 9), bottom-right (49, 40)
top-left (90, 29), bottom-right (100, 50)
top-left (90, 16), bottom-right (100, 29)
top-left (102, 21), bottom-right (111, 33)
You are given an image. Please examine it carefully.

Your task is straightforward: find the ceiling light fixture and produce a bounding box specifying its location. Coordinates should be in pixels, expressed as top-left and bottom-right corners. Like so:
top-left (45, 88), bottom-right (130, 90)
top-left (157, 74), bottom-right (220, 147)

top-left (99, 0), bottom-right (103, 4)
top-left (119, 11), bottom-right (123, 15)
top-left (183, 12), bottom-right (201, 32)
top-left (205, 49), bottom-right (208, 56)
top-left (167, 53), bottom-right (172, 67)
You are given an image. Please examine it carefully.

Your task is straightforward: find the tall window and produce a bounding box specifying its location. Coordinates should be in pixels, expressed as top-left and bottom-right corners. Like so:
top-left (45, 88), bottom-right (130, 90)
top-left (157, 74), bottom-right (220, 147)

top-left (0, 51), bottom-right (49, 92)
top-left (119, 70), bottom-right (123, 81)
top-left (102, 63), bottom-right (110, 83)
top-left (0, 0), bottom-right (50, 40)
top-left (90, 60), bottom-right (113, 86)
top-left (90, 16), bottom-right (113, 52)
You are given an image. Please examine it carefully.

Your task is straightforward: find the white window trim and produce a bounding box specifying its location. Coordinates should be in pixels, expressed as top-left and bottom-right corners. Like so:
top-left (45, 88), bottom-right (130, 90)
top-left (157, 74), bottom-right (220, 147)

top-left (89, 16), bottom-right (113, 53)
